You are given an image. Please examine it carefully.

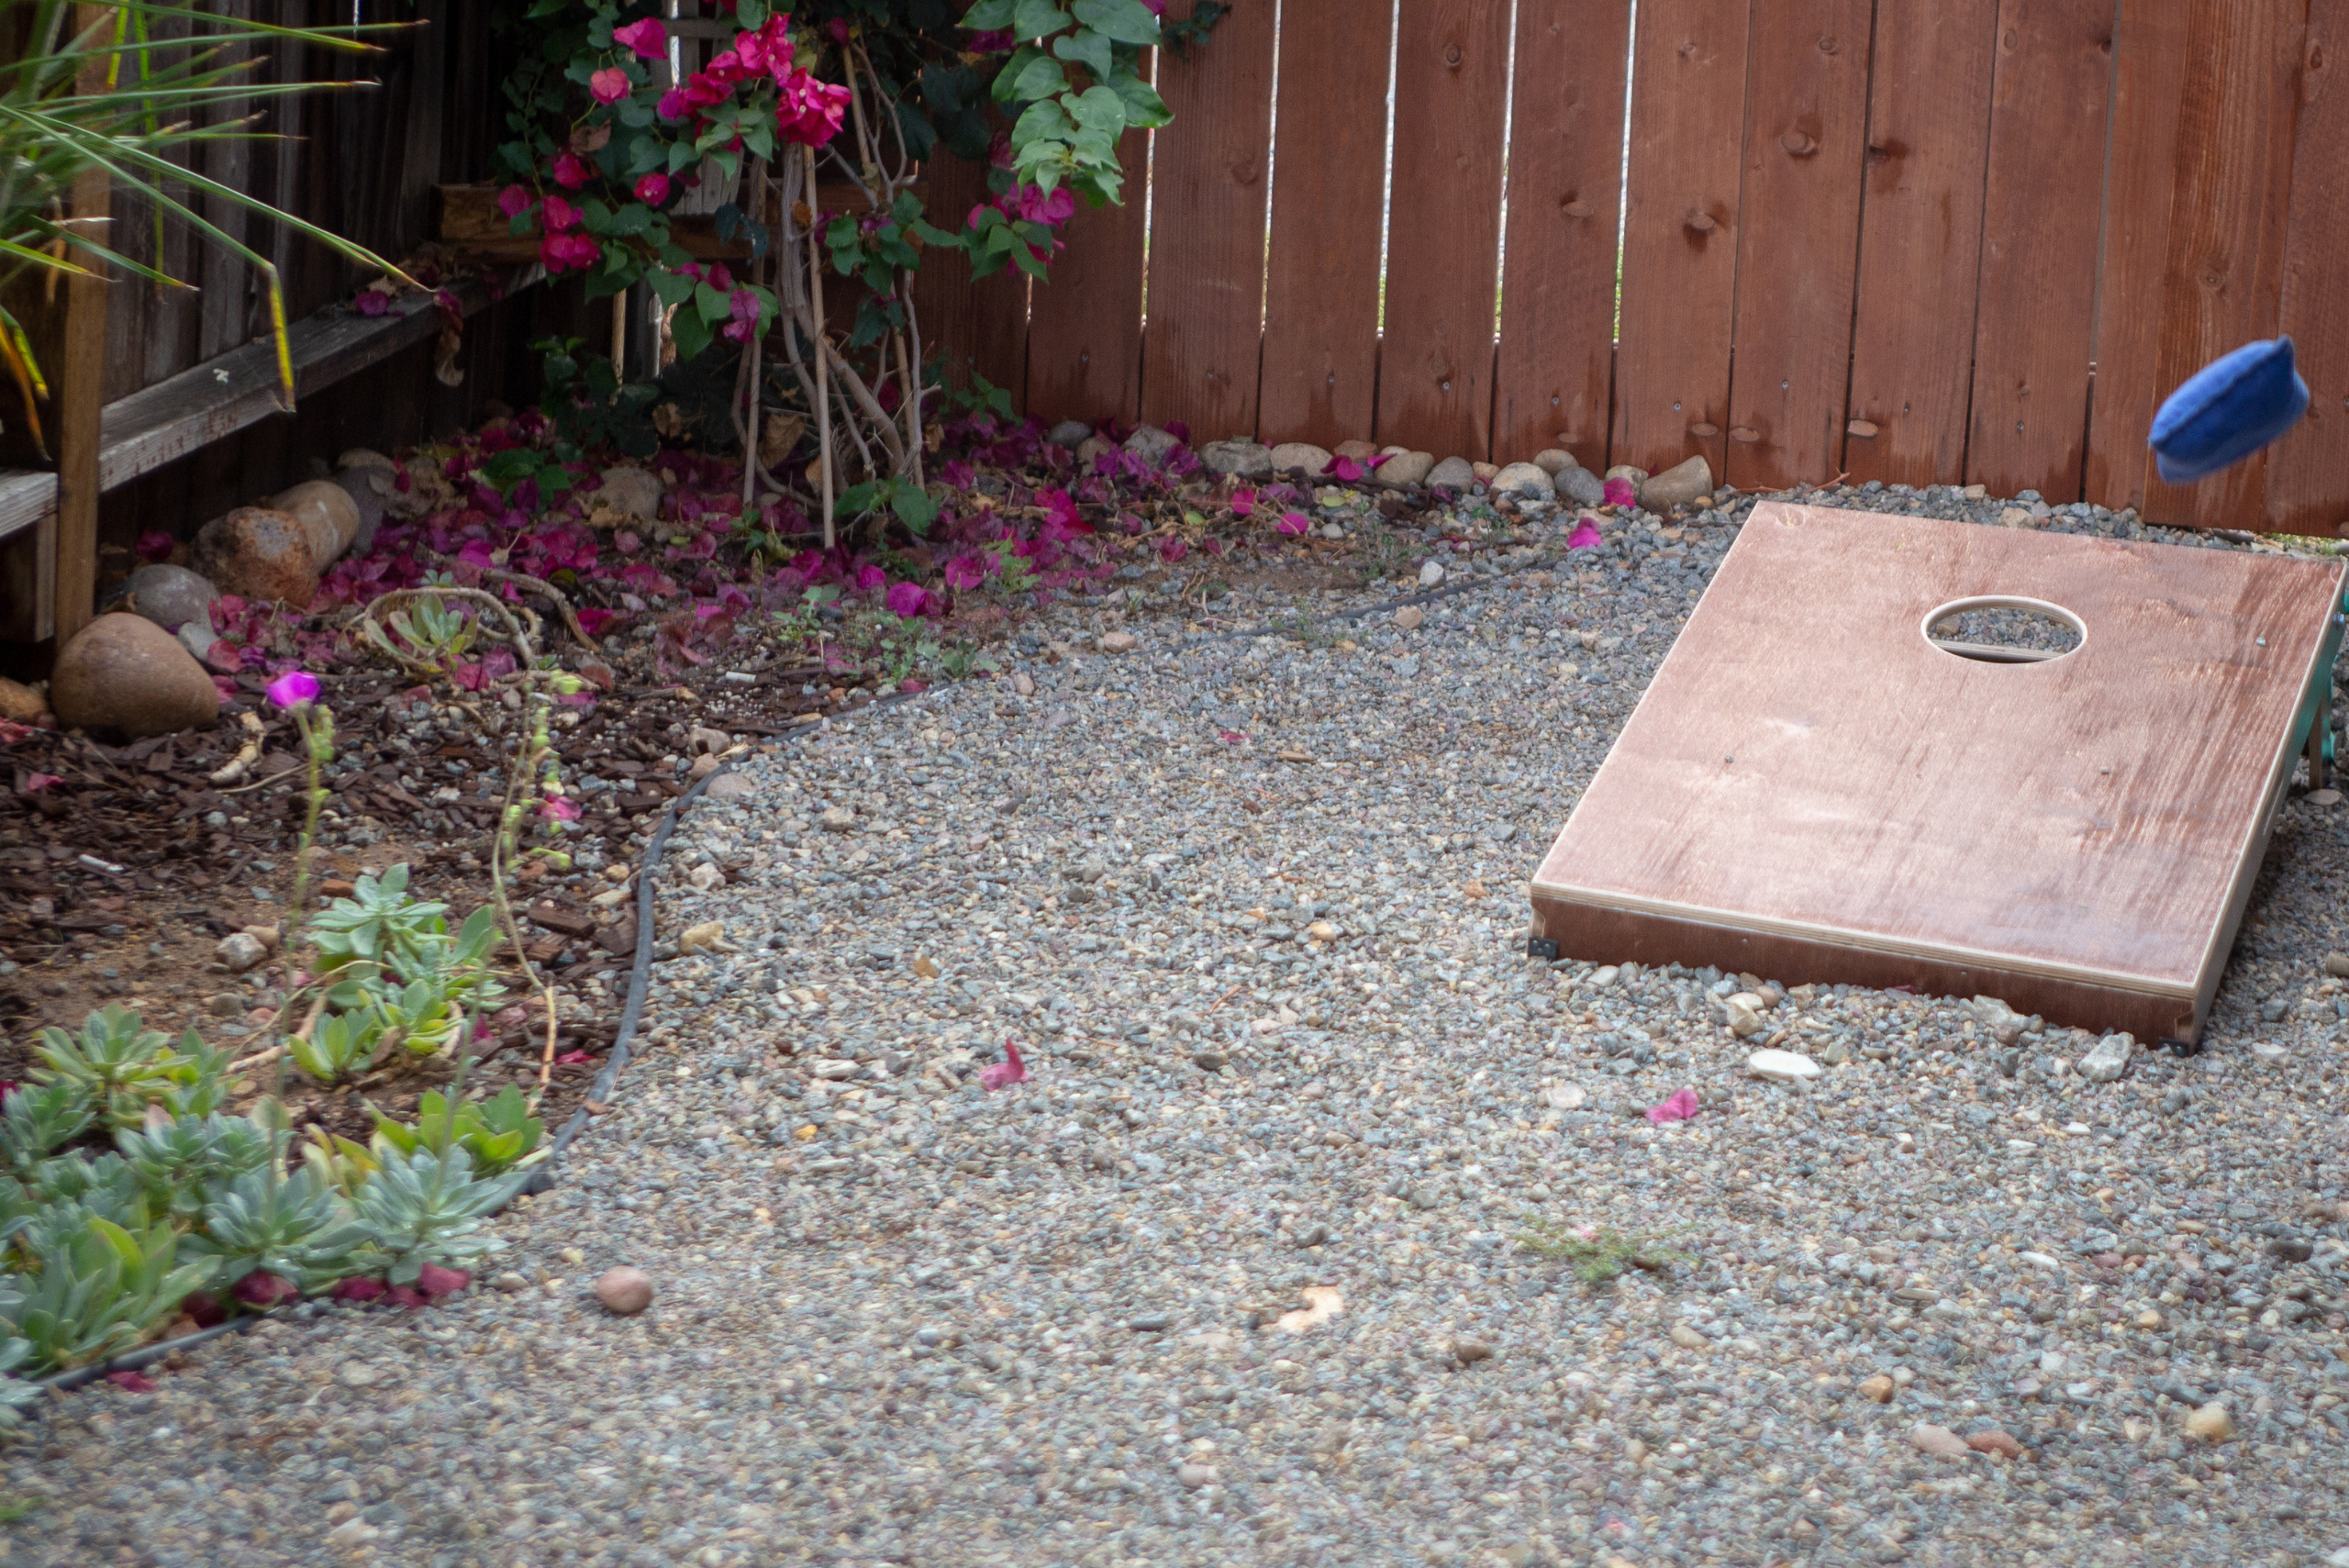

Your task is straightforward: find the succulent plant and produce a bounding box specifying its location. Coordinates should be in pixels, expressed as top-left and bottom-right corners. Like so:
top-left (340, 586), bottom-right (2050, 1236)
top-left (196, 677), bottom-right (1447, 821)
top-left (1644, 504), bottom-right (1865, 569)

top-left (350, 1146), bottom-right (520, 1288)
top-left (184, 1166), bottom-right (377, 1294)
top-left (0, 1083), bottom-right (95, 1179)
top-left (0, 1215), bottom-right (216, 1373)
top-left (31, 1006), bottom-right (187, 1128)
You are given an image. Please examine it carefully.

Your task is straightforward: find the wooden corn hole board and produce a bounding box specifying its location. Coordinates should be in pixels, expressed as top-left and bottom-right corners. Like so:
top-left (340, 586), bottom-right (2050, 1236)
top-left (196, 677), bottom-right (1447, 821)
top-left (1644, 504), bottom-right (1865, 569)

top-left (1528, 502), bottom-right (2348, 1044)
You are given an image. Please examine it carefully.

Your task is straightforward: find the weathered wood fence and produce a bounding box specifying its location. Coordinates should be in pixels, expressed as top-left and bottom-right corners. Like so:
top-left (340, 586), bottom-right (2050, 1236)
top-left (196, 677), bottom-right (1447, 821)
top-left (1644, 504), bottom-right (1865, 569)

top-left (928, 0), bottom-right (2349, 537)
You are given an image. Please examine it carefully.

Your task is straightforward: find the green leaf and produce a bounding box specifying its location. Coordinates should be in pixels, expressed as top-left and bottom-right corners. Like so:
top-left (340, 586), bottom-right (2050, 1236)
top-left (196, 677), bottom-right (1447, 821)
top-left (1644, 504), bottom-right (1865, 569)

top-left (1011, 0), bottom-right (1073, 39)
top-left (962, 0), bottom-right (1018, 27)
top-left (1053, 27), bottom-right (1115, 84)
top-left (1009, 51), bottom-right (1071, 103)
top-left (1105, 71), bottom-right (1172, 129)
top-left (891, 484), bottom-right (941, 536)
top-left (991, 44), bottom-right (1045, 103)
top-left (646, 269), bottom-right (696, 308)
top-left (834, 480), bottom-right (880, 518)
top-left (695, 281), bottom-right (735, 325)
top-left (1012, 95), bottom-right (1075, 150)
top-left (1066, 84), bottom-right (1129, 139)
top-left (1072, 0), bottom-right (1162, 46)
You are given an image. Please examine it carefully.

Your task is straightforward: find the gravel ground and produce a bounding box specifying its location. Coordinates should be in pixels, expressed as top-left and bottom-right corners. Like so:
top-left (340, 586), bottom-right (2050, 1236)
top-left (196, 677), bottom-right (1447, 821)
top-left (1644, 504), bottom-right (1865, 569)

top-left (13, 481), bottom-right (2349, 1568)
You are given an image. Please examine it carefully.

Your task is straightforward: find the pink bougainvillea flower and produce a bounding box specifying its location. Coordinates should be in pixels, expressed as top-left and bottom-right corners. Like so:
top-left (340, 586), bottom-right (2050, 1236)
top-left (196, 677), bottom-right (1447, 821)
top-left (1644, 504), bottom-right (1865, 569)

top-left (495, 183), bottom-right (532, 219)
top-left (719, 285), bottom-right (764, 344)
top-left (634, 171), bottom-right (671, 206)
top-left (1009, 182), bottom-right (1075, 227)
top-left (589, 66), bottom-right (631, 105)
top-left (210, 675), bottom-right (240, 703)
top-left (540, 795), bottom-right (583, 823)
top-left (853, 563), bottom-right (887, 594)
top-left (575, 606), bottom-right (619, 636)
top-left (885, 581), bottom-right (931, 617)
top-left (541, 231), bottom-right (602, 272)
top-left (233, 1271), bottom-right (300, 1308)
top-left (1158, 536), bottom-right (1188, 563)
top-left (135, 528), bottom-right (174, 562)
top-left (1218, 729), bottom-right (1250, 745)
top-left (0, 720), bottom-right (29, 746)
top-left (774, 70), bottom-right (851, 146)
top-left (1566, 517), bottom-right (1604, 550)
top-left (656, 87), bottom-right (689, 120)
top-left (1645, 1088), bottom-right (1701, 1125)
top-left (1325, 454), bottom-right (1364, 482)
top-left (1276, 510), bottom-right (1312, 536)
top-left (106, 1370), bottom-right (158, 1394)
top-left (264, 670), bottom-right (319, 709)
top-left (551, 150), bottom-right (594, 189)
top-left (22, 773), bottom-right (61, 795)
top-left (941, 552), bottom-right (989, 591)
top-left (330, 1276), bottom-right (387, 1304)
top-left (826, 17), bottom-right (851, 42)
top-left (1230, 486), bottom-right (1255, 518)
top-left (540, 194), bottom-right (581, 232)
top-left (611, 17), bottom-right (666, 58)
top-left (385, 1284), bottom-right (430, 1309)
top-left (967, 28), bottom-right (1016, 51)
top-left (979, 1040), bottom-right (1028, 1092)
top-left (1602, 476), bottom-right (1636, 507)
top-left (417, 1263), bottom-right (471, 1298)
top-left (354, 288), bottom-right (390, 317)
top-left (554, 1049), bottom-right (592, 1066)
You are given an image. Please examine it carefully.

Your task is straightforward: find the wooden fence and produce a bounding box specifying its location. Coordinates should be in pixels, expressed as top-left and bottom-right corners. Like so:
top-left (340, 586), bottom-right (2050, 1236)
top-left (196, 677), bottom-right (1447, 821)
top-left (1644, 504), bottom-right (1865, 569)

top-left (928, 0), bottom-right (2349, 537)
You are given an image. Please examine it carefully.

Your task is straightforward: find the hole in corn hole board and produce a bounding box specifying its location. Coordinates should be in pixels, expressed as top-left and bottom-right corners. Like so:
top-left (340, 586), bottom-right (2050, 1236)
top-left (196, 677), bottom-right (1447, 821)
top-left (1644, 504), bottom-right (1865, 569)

top-left (1922, 596), bottom-right (2085, 664)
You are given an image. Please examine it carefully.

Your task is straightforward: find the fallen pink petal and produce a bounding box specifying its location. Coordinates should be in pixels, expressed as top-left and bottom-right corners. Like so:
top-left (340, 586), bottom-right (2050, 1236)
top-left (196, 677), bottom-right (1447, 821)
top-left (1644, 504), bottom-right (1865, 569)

top-left (1645, 1088), bottom-right (1701, 1125)
top-left (106, 1370), bottom-right (157, 1394)
top-left (21, 773), bottom-right (60, 794)
top-left (1602, 476), bottom-right (1637, 507)
top-left (417, 1263), bottom-right (472, 1298)
top-left (979, 1040), bottom-right (1028, 1091)
top-left (1567, 518), bottom-right (1604, 549)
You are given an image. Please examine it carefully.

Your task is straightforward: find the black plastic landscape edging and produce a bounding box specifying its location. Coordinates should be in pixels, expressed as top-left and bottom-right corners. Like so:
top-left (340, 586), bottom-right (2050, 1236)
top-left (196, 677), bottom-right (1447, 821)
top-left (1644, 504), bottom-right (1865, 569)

top-left (28, 697), bottom-right (922, 1405)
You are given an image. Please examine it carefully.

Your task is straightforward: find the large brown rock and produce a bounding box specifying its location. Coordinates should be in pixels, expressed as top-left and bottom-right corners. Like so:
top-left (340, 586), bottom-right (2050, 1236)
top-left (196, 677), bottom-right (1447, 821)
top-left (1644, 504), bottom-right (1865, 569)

top-left (0, 677), bottom-right (46, 722)
top-left (50, 612), bottom-right (220, 739)
top-left (270, 480), bottom-right (362, 565)
top-left (191, 506), bottom-right (318, 607)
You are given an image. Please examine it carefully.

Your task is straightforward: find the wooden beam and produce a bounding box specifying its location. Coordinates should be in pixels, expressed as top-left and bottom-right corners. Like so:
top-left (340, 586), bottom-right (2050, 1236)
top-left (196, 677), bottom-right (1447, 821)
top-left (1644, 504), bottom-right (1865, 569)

top-left (0, 270), bottom-right (534, 549)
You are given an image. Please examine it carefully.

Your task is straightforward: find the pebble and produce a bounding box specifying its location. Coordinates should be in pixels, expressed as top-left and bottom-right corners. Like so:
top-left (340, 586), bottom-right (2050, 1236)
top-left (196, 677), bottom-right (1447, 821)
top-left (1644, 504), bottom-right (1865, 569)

top-left (217, 930), bottom-right (264, 976)
top-left (2185, 1402), bottom-right (2236, 1442)
top-left (593, 465), bottom-right (664, 523)
top-left (1452, 1337), bottom-right (1494, 1364)
top-left (1426, 455), bottom-right (1477, 490)
top-left (2323, 951), bottom-right (2349, 978)
top-left (1859, 1373), bottom-right (1895, 1403)
top-left (1199, 439), bottom-right (1273, 478)
top-left (1373, 449), bottom-right (1435, 488)
top-left (270, 478), bottom-right (362, 564)
top-left (1638, 454), bottom-right (1714, 510)
top-left (1045, 418), bottom-right (1094, 449)
top-left (1489, 462), bottom-right (1555, 500)
top-left (1394, 606), bottom-right (1425, 630)
top-left (1745, 1047), bottom-right (1820, 1081)
top-left (1965, 1429), bottom-right (2024, 1459)
top-left (50, 612), bottom-right (222, 740)
top-left (1123, 426), bottom-right (1183, 465)
top-left (0, 676), bottom-right (45, 722)
top-left (1097, 630), bottom-right (1137, 654)
top-left (1531, 448), bottom-right (1577, 474)
top-left (1555, 464), bottom-right (1607, 506)
top-left (1267, 441), bottom-right (1332, 475)
top-left (2077, 1030), bottom-right (2134, 1083)
top-left (593, 1266), bottom-right (654, 1316)
top-left (117, 562), bottom-right (220, 634)
top-left (819, 806), bottom-right (857, 833)
top-left (1417, 560), bottom-right (1445, 587)
top-left (1908, 1423), bottom-right (1971, 1459)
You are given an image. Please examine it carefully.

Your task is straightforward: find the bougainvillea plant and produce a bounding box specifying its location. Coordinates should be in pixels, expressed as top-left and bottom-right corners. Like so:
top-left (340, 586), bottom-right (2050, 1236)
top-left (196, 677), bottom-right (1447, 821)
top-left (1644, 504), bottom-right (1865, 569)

top-left (489, 1), bottom-right (1215, 543)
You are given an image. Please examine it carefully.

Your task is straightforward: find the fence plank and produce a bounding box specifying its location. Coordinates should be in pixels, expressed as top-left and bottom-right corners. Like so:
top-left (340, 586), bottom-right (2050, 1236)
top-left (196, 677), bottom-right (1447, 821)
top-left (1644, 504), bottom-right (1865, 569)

top-left (1843, 0), bottom-right (2000, 489)
top-left (1964, 0), bottom-right (2115, 502)
top-left (1378, 0), bottom-right (1512, 460)
top-left (1722, 0), bottom-right (1876, 490)
top-left (1258, 0), bottom-right (1393, 448)
top-left (910, 153), bottom-right (1030, 409)
top-left (1491, 0), bottom-right (1631, 470)
top-left (1140, 0), bottom-right (1276, 440)
top-left (1612, 0), bottom-right (1752, 481)
top-left (1024, 128), bottom-right (1147, 428)
top-left (2271, 0), bottom-right (2349, 536)
top-left (2141, 1), bottom-right (2309, 531)
top-left (2083, 0), bottom-right (2191, 514)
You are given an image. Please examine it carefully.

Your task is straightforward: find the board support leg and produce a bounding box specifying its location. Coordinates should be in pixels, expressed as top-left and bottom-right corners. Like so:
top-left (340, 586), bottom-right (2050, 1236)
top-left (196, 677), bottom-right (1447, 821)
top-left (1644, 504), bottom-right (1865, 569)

top-left (2310, 684), bottom-right (2333, 792)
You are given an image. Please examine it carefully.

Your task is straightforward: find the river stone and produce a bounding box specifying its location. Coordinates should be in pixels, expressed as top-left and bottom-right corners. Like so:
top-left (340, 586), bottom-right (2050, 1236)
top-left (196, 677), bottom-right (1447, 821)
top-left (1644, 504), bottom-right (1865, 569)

top-left (595, 1266), bottom-right (655, 1316)
top-left (1606, 464), bottom-right (1650, 482)
top-left (331, 465), bottom-right (392, 553)
top-left (1490, 462), bottom-right (1555, 500)
top-left (1124, 425), bottom-right (1184, 465)
top-left (337, 447), bottom-right (395, 473)
top-left (1374, 450), bottom-right (1435, 488)
top-left (1046, 419), bottom-right (1093, 449)
top-left (0, 677), bottom-right (45, 721)
top-left (1332, 439), bottom-right (1380, 463)
top-left (1531, 448), bottom-right (1577, 475)
top-left (190, 506), bottom-right (319, 607)
top-left (1201, 439), bottom-right (1274, 478)
top-left (595, 466), bottom-right (664, 526)
top-left (272, 479), bottom-right (362, 564)
top-left (1426, 456), bottom-right (1477, 491)
top-left (1639, 454), bottom-right (1715, 510)
top-left (1557, 465), bottom-right (1606, 506)
top-left (118, 563), bottom-right (219, 633)
top-left (1269, 442), bottom-right (1332, 476)
top-left (50, 612), bottom-right (221, 740)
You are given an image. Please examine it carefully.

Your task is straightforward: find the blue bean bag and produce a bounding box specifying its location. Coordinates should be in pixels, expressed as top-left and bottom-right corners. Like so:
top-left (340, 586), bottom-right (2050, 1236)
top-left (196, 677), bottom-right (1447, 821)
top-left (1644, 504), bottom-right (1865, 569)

top-left (2149, 337), bottom-right (2310, 484)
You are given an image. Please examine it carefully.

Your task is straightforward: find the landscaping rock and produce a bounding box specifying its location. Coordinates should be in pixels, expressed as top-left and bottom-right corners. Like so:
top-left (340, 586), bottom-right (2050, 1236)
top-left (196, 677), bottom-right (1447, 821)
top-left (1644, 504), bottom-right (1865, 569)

top-left (331, 463), bottom-right (395, 553)
top-left (1200, 439), bottom-right (1273, 478)
top-left (1556, 464), bottom-right (1607, 506)
top-left (1965, 1429), bottom-right (2024, 1459)
top-left (1606, 463), bottom-right (1650, 482)
top-left (271, 479), bottom-right (362, 565)
top-left (2186, 1402), bottom-right (2236, 1442)
top-left (1639, 454), bottom-right (1715, 511)
top-left (215, 932), bottom-right (267, 973)
top-left (1124, 425), bottom-right (1183, 465)
top-left (1373, 450), bottom-right (1435, 488)
top-left (189, 506), bottom-right (318, 607)
top-left (595, 1266), bottom-right (654, 1317)
top-left (594, 466), bottom-right (664, 526)
top-left (1490, 462), bottom-right (1555, 500)
top-left (1909, 1424), bottom-right (1971, 1459)
top-left (117, 563), bottom-right (220, 634)
top-left (1269, 442), bottom-right (1332, 476)
top-left (1471, 462), bottom-right (1498, 482)
top-left (1332, 439), bottom-right (1381, 463)
top-left (1531, 448), bottom-right (1578, 474)
top-left (1860, 1373), bottom-right (1896, 1403)
top-left (1075, 435), bottom-right (1114, 465)
top-left (2078, 1031), bottom-right (2134, 1084)
top-left (50, 612), bottom-right (221, 740)
top-left (0, 677), bottom-right (44, 722)
top-left (1098, 630), bottom-right (1138, 654)
top-left (1427, 456), bottom-right (1477, 490)
top-left (1746, 1048), bottom-right (1820, 1082)
top-left (1046, 419), bottom-right (1093, 449)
